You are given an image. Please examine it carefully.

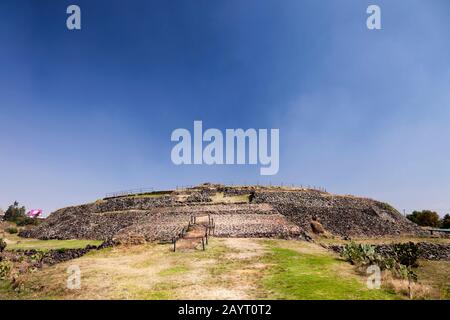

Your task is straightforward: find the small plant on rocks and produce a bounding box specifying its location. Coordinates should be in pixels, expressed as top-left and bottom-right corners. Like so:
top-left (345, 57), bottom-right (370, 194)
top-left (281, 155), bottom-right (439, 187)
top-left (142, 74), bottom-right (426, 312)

top-left (0, 260), bottom-right (13, 280)
top-left (0, 238), bottom-right (6, 252)
top-left (7, 227), bottom-right (18, 234)
top-left (30, 250), bottom-right (46, 264)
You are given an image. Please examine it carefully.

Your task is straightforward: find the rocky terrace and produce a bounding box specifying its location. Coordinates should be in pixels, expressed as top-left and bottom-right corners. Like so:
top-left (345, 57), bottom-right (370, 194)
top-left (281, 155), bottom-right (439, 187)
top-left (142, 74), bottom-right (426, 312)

top-left (19, 184), bottom-right (423, 241)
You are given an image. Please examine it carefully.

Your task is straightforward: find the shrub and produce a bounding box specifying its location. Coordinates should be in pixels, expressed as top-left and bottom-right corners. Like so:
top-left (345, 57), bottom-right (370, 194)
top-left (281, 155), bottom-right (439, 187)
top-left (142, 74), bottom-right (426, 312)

top-left (341, 242), bottom-right (383, 266)
top-left (392, 263), bottom-right (417, 282)
top-left (391, 242), bottom-right (419, 268)
top-left (15, 216), bottom-right (40, 226)
top-left (0, 238), bottom-right (6, 252)
top-left (30, 250), bottom-right (46, 263)
top-left (379, 202), bottom-right (401, 215)
top-left (0, 260), bottom-right (12, 280)
top-left (7, 227), bottom-right (18, 234)
top-left (340, 241), bottom-right (418, 282)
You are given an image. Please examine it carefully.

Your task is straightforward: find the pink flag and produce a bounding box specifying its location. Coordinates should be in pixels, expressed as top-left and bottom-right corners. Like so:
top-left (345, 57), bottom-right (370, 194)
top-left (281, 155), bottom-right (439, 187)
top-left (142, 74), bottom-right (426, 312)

top-left (27, 209), bottom-right (42, 218)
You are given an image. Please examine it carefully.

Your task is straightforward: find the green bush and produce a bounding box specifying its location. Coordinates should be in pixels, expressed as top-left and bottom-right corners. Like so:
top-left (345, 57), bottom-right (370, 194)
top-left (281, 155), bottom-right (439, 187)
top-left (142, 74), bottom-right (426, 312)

top-left (7, 227), bottom-right (18, 234)
top-left (30, 250), bottom-right (46, 263)
top-left (15, 216), bottom-right (40, 226)
top-left (340, 242), bottom-right (418, 281)
top-left (0, 238), bottom-right (6, 252)
top-left (341, 242), bottom-right (382, 266)
top-left (392, 263), bottom-right (418, 282)
top-left (0, 260), bottom-right (12, 280)
top-left (391, 242), bottom-right (419, 268)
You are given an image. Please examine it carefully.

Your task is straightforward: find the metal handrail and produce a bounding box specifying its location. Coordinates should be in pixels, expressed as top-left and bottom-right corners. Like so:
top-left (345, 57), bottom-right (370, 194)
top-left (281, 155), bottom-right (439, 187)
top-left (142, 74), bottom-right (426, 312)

top-left (105, 187), bottom-right (154, 198)
top-left (106, 183), bottom-right (328, 199)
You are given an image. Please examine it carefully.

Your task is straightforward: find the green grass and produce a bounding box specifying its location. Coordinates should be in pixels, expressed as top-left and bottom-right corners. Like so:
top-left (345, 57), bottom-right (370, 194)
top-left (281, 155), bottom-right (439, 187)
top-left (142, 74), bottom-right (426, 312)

top-left (262, 246), bottom-right (398, 300)
top-left (158, 265), bottom-right (189, 276)
top-left (109, 191), bottom-right (172, 200)
top-left (6, 239), bottom-right (103, 251)
top-left (231, 194), bottom-right (251, 202)
top-left (6, 227), bottom-right (18, 234)
top-left (0, 280), bottom-right (14, 299)
top-left (210, 192), bottom-right (250, 203)
top-left (142, 290), bottom-right (172, 300)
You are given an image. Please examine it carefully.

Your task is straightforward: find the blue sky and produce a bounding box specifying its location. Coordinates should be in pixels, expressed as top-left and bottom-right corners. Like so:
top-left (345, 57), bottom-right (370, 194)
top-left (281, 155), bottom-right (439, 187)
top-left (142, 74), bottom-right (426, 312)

top-left (1, 0), bottom-right (450, 216)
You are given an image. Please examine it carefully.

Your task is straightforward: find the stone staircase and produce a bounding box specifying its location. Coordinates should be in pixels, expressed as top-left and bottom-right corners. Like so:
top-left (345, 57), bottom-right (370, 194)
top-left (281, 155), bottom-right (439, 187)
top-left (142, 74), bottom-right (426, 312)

top-left (172, 215), bottom-right (215, 251)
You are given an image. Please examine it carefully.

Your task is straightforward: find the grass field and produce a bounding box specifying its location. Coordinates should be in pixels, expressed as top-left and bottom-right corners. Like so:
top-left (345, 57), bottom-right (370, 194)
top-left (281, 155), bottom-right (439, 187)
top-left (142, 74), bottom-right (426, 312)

top-left (0, 225), bottom-right (102, 251)
top-left (262, 241), bottom-right (396, 299)
top-left (0, 238), bottom-right (407, 300)
top-left (1, 218), bottom-right (449, 300)
top-left (210, 192), bottom-right (250, 203)
top-left (5, 239), bottom-right (103, 251)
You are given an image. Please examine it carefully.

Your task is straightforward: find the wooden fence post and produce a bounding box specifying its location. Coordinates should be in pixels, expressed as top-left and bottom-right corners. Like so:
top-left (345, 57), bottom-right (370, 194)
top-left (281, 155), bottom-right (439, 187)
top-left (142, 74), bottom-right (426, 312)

top-left (201, 237), bottom-right (205, 251)
top-left (173, 237), bottom-right (176, 252)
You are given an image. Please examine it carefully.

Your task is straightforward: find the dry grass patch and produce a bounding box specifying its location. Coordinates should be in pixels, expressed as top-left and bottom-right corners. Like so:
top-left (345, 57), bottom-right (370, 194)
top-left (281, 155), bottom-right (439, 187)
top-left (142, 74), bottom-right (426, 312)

top-left (415, 260), bottom-right (450, 299)
top-left (210, 192), bottom-right (250, 203)
top-left (382, 273), bottom-right (432, 300)
top-left (1, 238), bottom-right (270, 300)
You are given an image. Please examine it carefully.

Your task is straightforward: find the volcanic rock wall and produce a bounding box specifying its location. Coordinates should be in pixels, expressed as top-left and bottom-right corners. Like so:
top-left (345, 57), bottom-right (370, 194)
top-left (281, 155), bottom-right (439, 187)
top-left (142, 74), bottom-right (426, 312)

top-left (213, 214), bottom-right (301, 238)
top-left (253, 191), bottom-right (422, 237)
top-left (329, 243), bottom-right (450, 261)
top-left (20, 209), bottom-right (151, 240)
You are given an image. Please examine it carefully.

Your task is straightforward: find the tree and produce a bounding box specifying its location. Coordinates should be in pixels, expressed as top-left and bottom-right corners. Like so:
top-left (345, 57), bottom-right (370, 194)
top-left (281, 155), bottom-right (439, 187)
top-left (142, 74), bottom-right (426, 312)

top-left (441, 214), bottom-right (450, 229)
top-left (2, 201), bottom-right (38, 226)
top-left (406, 210), bottom-right (440, 227)
top-left (4, 201), bottom-right (26, 222)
